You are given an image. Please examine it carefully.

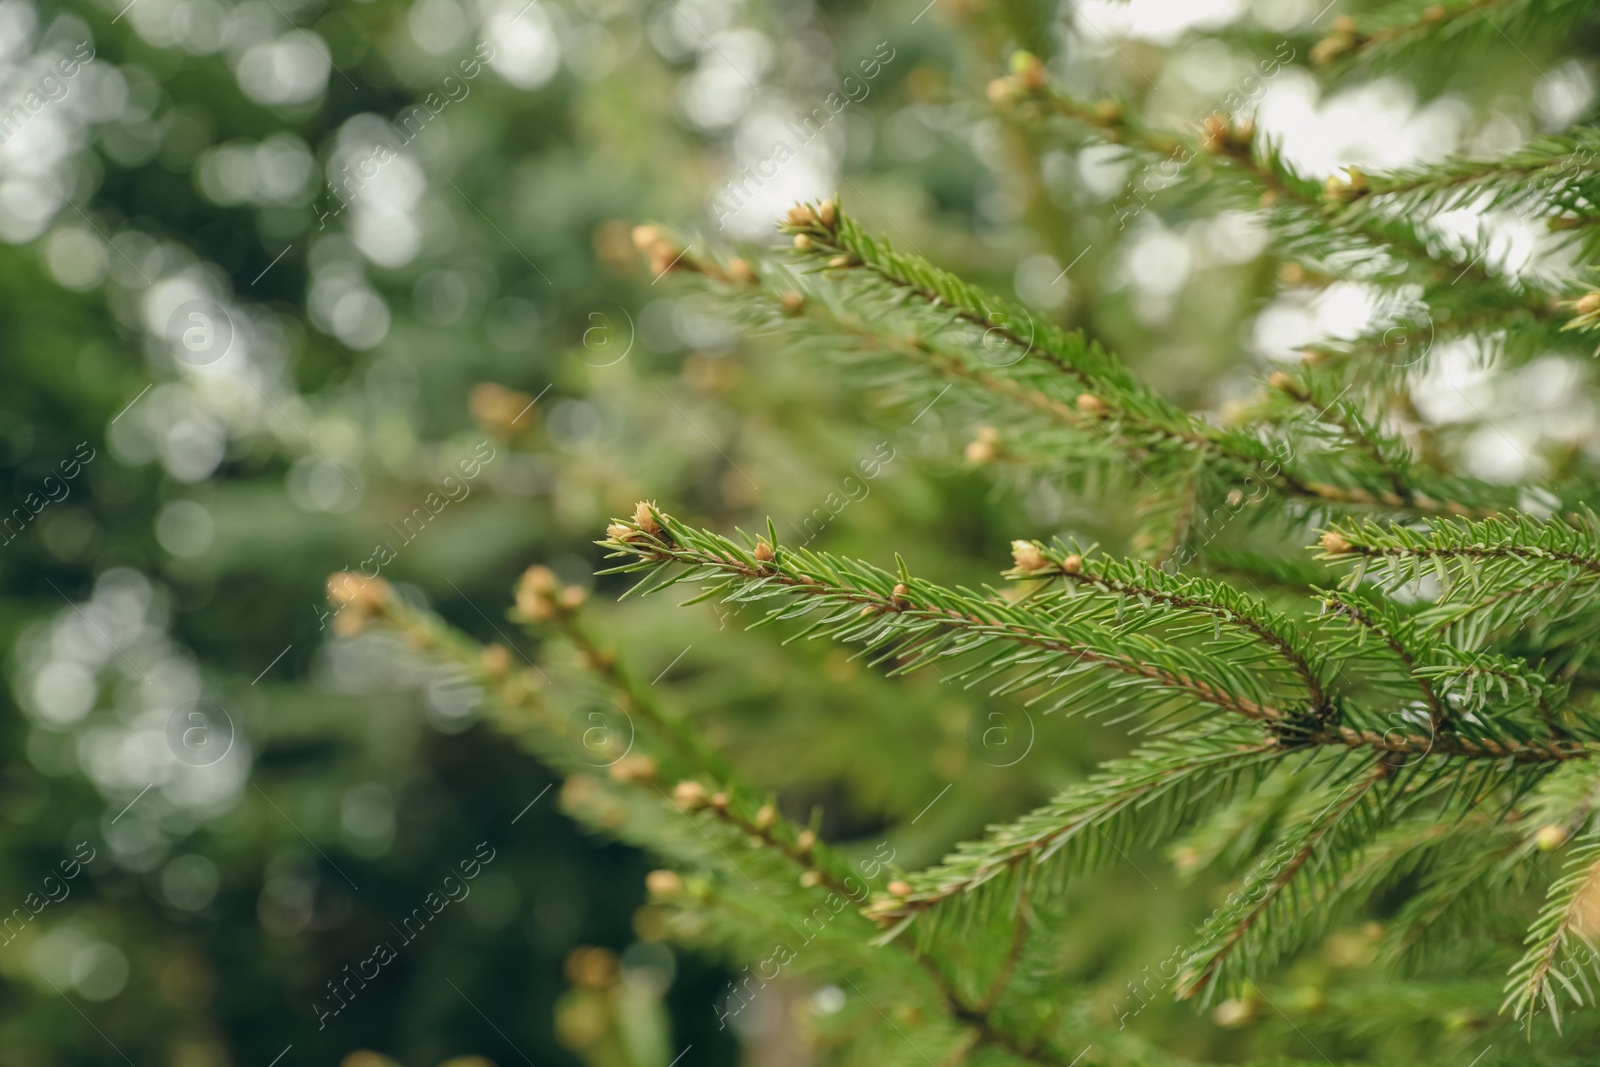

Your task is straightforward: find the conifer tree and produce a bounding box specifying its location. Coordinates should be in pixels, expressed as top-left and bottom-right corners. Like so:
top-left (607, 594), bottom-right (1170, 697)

top-left (333, 5), bottom-right (1600, 1064)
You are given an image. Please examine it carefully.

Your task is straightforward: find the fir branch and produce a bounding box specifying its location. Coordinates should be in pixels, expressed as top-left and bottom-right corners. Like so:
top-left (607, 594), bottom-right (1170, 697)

top-left (329, 570), bottom-right (1109, 1067)
top-left (1322, 591), bottom-right (1447, 731)
top-left (1220, 812), bottom-right (1497, 984)
top-left (1299, 723), bottom-right (1591, 763)
top-left (602, 509), bottom-right (1600, 764)
top-left (718, 251), bottom-right (1229, 506)
top-left (1504, 829), bottom-right (1600, 1029)
top-left (1300, 302), bottom-right (1578, 383)
top-left (327, 570), bottom-right (883, 911)
top-left (513, 562), bottom-right (736, 780)
top-left (1324, 512), bottom-right (1600, 582)
top-left (603, 507), bottom-right (1291, 723)
top-left (1177, 763), bottom-right (1390, 1002)
top-left (1264, 370), bottom-right (1420, 509)
top-left (770, 204), bottom-right (1508, 517)
top-left (1006, 541), bottom-right (1333, 714)
top-left (1522, 759), bottom-right (1600, 841)
top-left (779, 206), bottom-right (1269, 475)
top-left (1230, 136), bottom-right (1541, 298)
top-left (758, 271), bottom-right (1152, 460)
top-left (1380, 766), bottom-right (1600, 979)
top-left (1318, 586), bottom-right (1579, 748)
top-left (1383, 829), bottom-right (1528, 965)
top-left (1001, 64), bottom-right (1579, 324)
top-left (876, 726), bottom-right (1281, 920)
top-left (1322, 513), bottom-right (1600, 653)
top-left (1351, 129), bottom-right (1600, 220)
top-left (1310, 0), bottom-right (1595, 69)
top-left (777, 203), bottom-right (1162, 407)
top-left (1413, 651), bottom-right (1569, 732)
top-left (974, 874), bottom-right (1032, 1014)
top-left (1252, 363), bottom-right (1527, 518)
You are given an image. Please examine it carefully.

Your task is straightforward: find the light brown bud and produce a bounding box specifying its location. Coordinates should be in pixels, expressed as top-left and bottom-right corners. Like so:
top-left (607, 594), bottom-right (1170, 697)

top-left (780, 291), bottom-right (805, 315)
top-left (986, 76), bottom-right (1018, 104)
top-left (793, 234), bottom-right (813, 251)
top-left (645, 869), bottom-right (683, 898)
top-left (1076, 393), bottom-right (1108, 416)
top-left (753, 540), bottom-right (775, 563)
top-left (327, 572), bottom-right (392, 637)
top-left (755, 804), bottom-right (777, 830)
top-left (1011, 540), bottom-right (1048, 572)
top-left (827, 255), bottom-right (850, 268)
top-left (558, 585), bottom-right (588, 610)
top-left (673, 780), bottom-right (710, 809)
top-left (482, 644), bottom-right (511, 678)
top-left (728, 258), bottom-right (758, 285)
top-left (1320, 530), bottom-right (1353, 555)
top-left (631, 225), bottom-right (664, 253)
top-left (1268, 371), bottom-right (1297, 393)
top-left (887, 879), bottom-right (913, 897)
top-left (799, 870), bottom-right (823, 888)
top-left (796, 829), bottom-right (818, 855)
top-left (327, 571), bottom-right (390, 612)
top-left (965, 439), bottom-right (997, 464)
top-left (709, 791), bottom-right (730, 812)
top-left (1061, 553), bottom-right (1082, 575)
top-left (818, 199), bottom-right (837, 228)
top-left (786, 205), bottom-right (816, 228)
top-left (1575, 292), bottom-right (1600, 315)
top-left (515, 567), bottom-right (558, 621)
top-left (609, 755), bottom-right (658, 783)
top-left (633, 501), bottom-right (661, 534)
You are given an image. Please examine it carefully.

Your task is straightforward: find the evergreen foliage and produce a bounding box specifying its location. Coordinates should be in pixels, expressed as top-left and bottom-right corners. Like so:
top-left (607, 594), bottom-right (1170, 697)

top-left (22, 0), bottom-right (1600, 1060)
top-left (325, 4), bottom-right (1600, 1064)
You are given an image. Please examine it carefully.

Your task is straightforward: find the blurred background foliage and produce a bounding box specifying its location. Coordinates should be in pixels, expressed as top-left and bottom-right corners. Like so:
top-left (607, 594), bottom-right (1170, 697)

top-left (0, 0), bottom-right (1594, 1062)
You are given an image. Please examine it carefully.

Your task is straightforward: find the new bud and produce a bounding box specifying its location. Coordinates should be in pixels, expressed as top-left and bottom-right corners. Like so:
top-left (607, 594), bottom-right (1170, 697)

top-left (1011, 540), bottom-right (1048, 571)
top-left (1320, 530), bottom-right (1353, 555)
top-left (1536, 825), bottom-right (1569, 851)
top-left (673, 780), bottom-right (710, 809)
